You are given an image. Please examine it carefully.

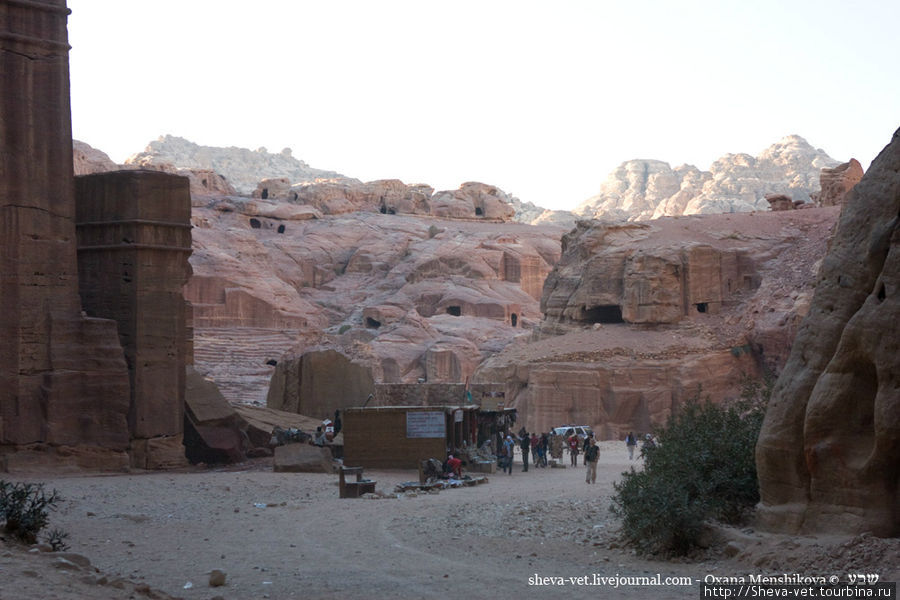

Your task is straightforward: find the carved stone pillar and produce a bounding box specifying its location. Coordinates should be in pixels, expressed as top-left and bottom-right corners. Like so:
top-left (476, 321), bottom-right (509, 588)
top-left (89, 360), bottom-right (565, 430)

top-left (1, 0), bottom-right (131, 464)
top-left (76, 171), bottom-right (193, 468)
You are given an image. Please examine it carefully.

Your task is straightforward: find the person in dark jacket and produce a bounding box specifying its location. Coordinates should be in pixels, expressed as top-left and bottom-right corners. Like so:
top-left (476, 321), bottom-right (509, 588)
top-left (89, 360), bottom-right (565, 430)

top-left (520, 433), bottom-right (530, 472)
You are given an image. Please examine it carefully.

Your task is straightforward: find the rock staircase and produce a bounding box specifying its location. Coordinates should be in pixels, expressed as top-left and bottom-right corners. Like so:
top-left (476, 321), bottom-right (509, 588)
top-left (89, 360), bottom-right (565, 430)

top-left (192, 327), bottom-right (301, 405)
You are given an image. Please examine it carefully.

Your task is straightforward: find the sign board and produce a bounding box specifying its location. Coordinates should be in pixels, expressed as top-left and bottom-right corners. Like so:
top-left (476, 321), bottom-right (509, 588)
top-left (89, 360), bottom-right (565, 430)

top-left (406, 411), bottom-right (445, 438)
top-left (454, 409), bottom-right (463, 423)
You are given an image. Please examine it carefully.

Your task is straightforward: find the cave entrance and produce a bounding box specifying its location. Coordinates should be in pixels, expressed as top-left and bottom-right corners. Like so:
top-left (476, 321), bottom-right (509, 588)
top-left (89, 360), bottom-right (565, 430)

top-left (261, 188), bottom-right (269, 199)
top-left (475, 207), bottom-right (483, 216)
top-left (277, 224), bottom-right (286, 234)
top-left (582, 305), bottom-right (623, 324)
top-left (446, 306), bottom-right (462, 317)
top-left (695, 302), bottom-right (708, 313)
top-left (511, 313), bottom-right (518, 327)
top-left (249, 218), bottom-right (261, 229)
top-left (365, 317), bottom-right (381, 329)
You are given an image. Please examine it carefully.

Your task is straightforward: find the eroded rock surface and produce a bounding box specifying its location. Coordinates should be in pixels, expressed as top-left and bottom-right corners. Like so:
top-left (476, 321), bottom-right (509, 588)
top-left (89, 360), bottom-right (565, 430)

top-left (187, 197), bottom-right (565, 405)
top-left (756, 129), bottom-right (900, 537)
top-left (576, 135), bottom-right (841, 220)
top-left (816, 158), bottom-right (865, 207)
top-left (477, 208), bottom-right (839, 436)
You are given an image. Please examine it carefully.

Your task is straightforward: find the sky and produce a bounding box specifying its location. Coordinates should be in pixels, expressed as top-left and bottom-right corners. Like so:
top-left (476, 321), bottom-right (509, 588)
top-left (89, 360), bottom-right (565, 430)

top-left (67, 0), bottom-right (899, 211)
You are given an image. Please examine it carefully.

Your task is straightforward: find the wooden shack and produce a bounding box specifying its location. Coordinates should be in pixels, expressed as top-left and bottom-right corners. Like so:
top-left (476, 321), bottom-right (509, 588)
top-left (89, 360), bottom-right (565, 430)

top-left (343, 405), bottom-right (480, 469)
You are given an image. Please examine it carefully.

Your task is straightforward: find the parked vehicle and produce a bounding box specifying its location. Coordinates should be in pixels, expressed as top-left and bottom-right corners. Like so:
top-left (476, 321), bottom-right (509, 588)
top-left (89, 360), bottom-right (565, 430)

top-left (551, 425), bottom-right (593, 439)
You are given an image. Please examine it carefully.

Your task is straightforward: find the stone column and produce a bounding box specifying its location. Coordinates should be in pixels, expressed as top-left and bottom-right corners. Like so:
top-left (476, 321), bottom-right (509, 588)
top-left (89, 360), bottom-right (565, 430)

top-left (76, 171), bottom-right (193, 469)
top-left (1, 0), bottom-right (131, 464)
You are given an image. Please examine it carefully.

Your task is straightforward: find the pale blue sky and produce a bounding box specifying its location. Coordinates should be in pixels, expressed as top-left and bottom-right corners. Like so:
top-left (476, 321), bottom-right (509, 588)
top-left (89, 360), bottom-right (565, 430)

top-left (67, 0), bottom-right (899, 210)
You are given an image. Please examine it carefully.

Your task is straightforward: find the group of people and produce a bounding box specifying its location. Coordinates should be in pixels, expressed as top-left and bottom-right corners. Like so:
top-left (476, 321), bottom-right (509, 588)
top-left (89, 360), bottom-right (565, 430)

top-left (497, 431), bottom-right (555, 474)
top-left (497, 430), bottom-right (657, 483)
top-left (449, 429), bottom-right (656, 483)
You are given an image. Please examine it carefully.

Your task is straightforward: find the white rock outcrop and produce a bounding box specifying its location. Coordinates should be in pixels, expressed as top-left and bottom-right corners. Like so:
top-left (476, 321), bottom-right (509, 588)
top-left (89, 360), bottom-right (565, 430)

top-left (577, 135), bottom-right (841, 221)
top-left (126, 135), bottom-right (349, 195)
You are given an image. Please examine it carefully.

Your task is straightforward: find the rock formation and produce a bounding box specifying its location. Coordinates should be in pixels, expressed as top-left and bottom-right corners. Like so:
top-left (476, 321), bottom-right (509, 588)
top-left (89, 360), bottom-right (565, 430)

top-left (508, 195), bottom-right (577, 228)
top-left (75, 171), bottom-right (193, 469)
top-left (126, 135), bottom-right (348, 195)
top-left (187, 197), bottom-right (565, 406)
top-left (756, 129), bottom-right (900, 537)
top-left (576, 136), bottom-right (841, 221)
top-left (73, 140), bottom-right (118, 175)
top-left (765, 194), bottom-right (795, 211)
top-left (430, 182), bottom-right (516, 220)
top-left (1, 2), bottom-right (194, 472)
top-left (476, 207), bottom-right (839, 436)
top-left (816, 158), bottom-right (864, 207)
top-left (1, 1), bottom-right (132, 470)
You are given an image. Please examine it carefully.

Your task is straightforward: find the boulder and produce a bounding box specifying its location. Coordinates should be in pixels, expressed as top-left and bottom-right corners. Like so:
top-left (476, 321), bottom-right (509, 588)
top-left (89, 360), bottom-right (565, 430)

top-left (232, 404), bottom-right (323, 449)
top-left (765, 193), bottom-right (794, 211)
top-left (184, 367), bottom-right (250, 464)
top-left (273, 443), bottom-right (333, 473)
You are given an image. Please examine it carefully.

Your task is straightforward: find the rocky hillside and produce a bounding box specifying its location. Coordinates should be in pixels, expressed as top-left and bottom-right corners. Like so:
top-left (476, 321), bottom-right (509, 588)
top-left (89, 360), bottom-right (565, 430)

top-left (70, 135), bottom-right (859, 438)
top-left (576, 135), bottom-right (841, 221)
top-left (188, 194), bottom-right (566, 404)
top-left (125, 135), bottom-right (350, 194)
top-left (474, 206), bottom-right (841, 437)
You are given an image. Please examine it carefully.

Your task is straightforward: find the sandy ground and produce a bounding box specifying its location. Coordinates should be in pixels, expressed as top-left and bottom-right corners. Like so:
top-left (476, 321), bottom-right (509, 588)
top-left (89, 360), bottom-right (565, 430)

top-left (3, 441), bottom-right (898, 600)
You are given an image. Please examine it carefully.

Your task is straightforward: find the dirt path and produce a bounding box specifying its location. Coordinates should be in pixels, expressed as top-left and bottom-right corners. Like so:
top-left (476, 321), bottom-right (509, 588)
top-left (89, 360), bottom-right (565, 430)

top-left (3, 442), bottom-right (898, 599)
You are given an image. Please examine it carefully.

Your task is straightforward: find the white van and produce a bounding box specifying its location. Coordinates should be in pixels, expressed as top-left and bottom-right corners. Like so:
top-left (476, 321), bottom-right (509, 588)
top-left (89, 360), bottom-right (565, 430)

top-left (551, 425), bottom-right (593, 439)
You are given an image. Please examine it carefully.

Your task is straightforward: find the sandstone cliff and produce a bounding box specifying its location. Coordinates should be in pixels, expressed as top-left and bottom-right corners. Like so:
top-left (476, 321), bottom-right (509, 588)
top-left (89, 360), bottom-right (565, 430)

top-left (475, 207), bottom-right (839, 437)
top-left (576, 135), bottom-right (841, 221)
top-left (756, 129), bottom-right (900, 537)
top-left (188, 195), bottom-right (566, 406)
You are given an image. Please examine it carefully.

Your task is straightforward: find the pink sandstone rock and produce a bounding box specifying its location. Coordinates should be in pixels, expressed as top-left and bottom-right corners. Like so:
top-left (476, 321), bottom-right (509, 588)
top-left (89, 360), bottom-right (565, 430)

top-left (816, 158), bottom-right (864, 207)
top-left (478, 207), bottom-right (839, 437)
top-left (1, 1), bottom-right (132, 465)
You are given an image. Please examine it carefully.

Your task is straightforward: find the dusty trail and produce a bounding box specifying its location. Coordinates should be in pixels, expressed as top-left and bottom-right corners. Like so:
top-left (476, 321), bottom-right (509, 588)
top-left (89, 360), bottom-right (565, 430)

top-left (9, 441), bottom-right (896, 599)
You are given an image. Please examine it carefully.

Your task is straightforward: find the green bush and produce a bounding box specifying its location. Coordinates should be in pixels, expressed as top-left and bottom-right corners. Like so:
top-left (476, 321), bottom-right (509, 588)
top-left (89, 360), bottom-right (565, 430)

top-left (610, 381), bottom-right (770, 556)
top-left (0, 480), bottom-right (64, 544)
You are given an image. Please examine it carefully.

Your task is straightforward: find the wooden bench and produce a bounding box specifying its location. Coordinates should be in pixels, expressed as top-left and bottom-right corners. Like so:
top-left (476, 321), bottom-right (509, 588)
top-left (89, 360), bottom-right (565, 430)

top-left (339, 466), bottom-right (376, 498)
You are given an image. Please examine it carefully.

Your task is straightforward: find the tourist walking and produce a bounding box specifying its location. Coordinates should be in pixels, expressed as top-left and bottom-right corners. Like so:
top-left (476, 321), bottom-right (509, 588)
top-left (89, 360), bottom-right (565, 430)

top-left (584, 437), bottom-right (599, 484)
top-left (625, 431), bottom-right (637, 460)
top-left (520, 433), bottom-right (530, 472)
top-left (568, 434), bottom-right (579, 467)
top-left (502, 435), bottom-right (515, 475)
top-left (538, 433), bottom-right (549, 467)
top-left (530, 433), bottom-right (539, 465)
